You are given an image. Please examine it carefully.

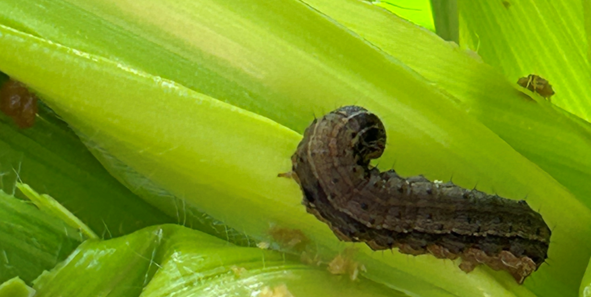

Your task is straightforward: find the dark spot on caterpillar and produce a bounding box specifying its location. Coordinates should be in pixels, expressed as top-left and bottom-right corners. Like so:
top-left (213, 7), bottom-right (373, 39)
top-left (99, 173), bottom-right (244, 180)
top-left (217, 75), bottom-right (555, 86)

top-left (302, 187), bottom-right (316, 203)
top-left (517, 74), bottom-right (555, 99)
top-left (287, 106), bottom-right (551, 284)
top-left (397, 185), bottom-right (404, 193)
top-left (0, 79), bottom-right (38, 128)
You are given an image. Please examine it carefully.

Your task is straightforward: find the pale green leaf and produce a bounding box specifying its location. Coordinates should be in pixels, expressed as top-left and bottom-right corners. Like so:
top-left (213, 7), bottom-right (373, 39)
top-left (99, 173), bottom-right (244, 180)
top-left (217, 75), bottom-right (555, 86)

top-left (33, 225), bottom-right (401, 297)
top-left (459, 0), bottom-right (591, 121)
top-left (0, 0), bottom-right (589, 296)
top-left (0, 277), bottom-right (34, 297)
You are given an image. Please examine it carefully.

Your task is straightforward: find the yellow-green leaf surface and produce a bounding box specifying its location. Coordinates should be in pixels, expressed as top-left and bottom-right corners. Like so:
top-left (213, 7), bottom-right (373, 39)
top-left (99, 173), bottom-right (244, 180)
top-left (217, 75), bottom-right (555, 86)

top-left (373, 0), bottom-right (435, 32)
top-left (0, 91), bottom-right (174, 238)
top-left (0, 277), bottom-right (34, 297)
top-left (459, 1), bottom-right (591, 121)
top-left (586, 1), bottom-right (591, 65)
top-left (0, 0), bottom-right (589, 296)
top-left (0, 191), bottom-right (82, 284)
top-left (33, 224), bottom-right (400, 297)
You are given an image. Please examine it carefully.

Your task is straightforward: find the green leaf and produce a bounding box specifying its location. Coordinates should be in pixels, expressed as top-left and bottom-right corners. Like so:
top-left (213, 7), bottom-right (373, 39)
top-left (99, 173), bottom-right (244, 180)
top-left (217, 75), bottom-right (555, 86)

top-left (430, 0), bottom-right (458, 42)
top-left (370, 0), bottom-right (435, 32)
top-left (0, 191), bottom-right (82, 284)
top-left (0, 277), bottom-right (34, 297)
top-left (0, 0), bottom-right (589, 296)
top-left (0, 89), bottom-right (174, 237)
top-left (17, 183), bottom-right (98, 239)
top-left (33, 224), bottom-right (402, 297)
top-left (459, 0), bottom-right (591, 121)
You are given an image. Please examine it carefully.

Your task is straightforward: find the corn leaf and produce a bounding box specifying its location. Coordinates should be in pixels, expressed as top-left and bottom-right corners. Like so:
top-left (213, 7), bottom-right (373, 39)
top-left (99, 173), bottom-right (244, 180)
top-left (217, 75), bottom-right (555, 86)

top-left (0, 0), bottom-right (589, 296)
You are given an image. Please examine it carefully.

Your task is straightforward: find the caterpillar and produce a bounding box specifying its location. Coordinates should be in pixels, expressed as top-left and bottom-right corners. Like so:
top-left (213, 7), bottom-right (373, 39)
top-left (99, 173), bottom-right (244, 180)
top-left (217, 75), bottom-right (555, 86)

top-left (288, 105), bottom-right (551, 283)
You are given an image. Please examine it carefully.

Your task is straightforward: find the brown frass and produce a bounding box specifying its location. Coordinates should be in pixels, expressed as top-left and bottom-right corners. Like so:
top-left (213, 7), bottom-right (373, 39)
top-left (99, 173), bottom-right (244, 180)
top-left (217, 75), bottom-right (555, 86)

top-left (288, 105), bottom-right (551, 284)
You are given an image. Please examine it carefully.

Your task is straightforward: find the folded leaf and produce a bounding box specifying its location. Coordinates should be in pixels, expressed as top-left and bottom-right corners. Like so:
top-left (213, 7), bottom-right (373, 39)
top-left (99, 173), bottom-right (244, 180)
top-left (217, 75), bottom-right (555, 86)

top-left (0, 1), bottom-right (589, 296)
top-left (33, 224), bottom-right (402, 297)
top-left (0, 191), bottom-right (82, 284)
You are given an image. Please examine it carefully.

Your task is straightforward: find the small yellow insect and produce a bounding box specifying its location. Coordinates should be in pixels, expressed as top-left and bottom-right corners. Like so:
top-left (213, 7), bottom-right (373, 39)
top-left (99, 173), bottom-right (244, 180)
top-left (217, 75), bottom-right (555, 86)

top-left (517, 74), bottom-right (555, 99)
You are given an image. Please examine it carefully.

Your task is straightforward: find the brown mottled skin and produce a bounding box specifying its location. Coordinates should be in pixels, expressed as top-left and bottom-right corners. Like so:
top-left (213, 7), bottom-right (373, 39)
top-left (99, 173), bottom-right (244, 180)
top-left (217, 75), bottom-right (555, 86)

top-left (0, 79), bottom-right (38, 128)
top-left (517, 74), bottom-right (555, 98)
top-left (289, 106), bottom-right (551, 283)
